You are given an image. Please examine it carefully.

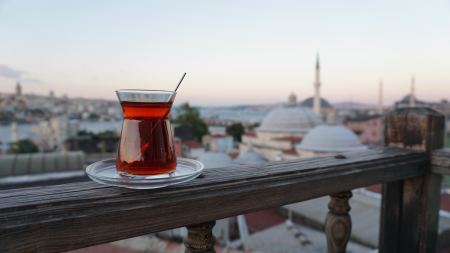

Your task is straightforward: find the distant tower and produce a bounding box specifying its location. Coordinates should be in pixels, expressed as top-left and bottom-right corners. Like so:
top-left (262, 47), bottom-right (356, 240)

top-left (15, 82), bottom-right (22, 97)
top-left (378, 80), bottom-right (384, 114)
top-left (313, 53), bottom-right (321, 115)
top-left (288, 92), bottom-right (297, 106)
top-left (409, 75), bottom-right (416, 107)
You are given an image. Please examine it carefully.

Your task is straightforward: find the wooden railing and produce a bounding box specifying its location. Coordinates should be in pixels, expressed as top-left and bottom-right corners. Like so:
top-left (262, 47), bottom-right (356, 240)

top-left (0, 107), bottom-right (448, 253)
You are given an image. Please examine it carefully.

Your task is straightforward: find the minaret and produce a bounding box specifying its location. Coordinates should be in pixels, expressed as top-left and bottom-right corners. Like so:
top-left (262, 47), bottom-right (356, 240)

top-left (409, 75), bottom-right (416, 107)
top-left (378, 80), bottom-right (383, 114)
top-left (313, 53), bottom-right (321, 115)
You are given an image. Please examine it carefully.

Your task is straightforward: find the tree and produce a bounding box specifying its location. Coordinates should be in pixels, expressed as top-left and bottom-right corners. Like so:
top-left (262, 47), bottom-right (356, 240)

top-left (173, 103), bottom-right (208, 141)
top-left (226, 123), bottom-right (245, 142)
top-left (248, 122), bottom-right (260, 132)
top-left (8, 139), bottom-right (39, 154)
top-left (96, 130), bottom-right (119, 140)
top-left (0, 111), bottom-right (14, 124)
top-left (65, 130), bottom-right (119, 153)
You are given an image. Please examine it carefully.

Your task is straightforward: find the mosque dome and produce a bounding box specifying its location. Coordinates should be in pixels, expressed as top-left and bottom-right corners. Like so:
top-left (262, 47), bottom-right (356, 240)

top-left (258, 106), bottom-right (321, 133)
top-left (395, 94), bottom-right (425, 108)
top-left (197, 152), bottom-right (233, 169)
top-left (300, 97), bottom-right (332, 109)
top-left (234, 151), bottom-right (266, 165)
top-left (296, 125), bottom-right (367, 153)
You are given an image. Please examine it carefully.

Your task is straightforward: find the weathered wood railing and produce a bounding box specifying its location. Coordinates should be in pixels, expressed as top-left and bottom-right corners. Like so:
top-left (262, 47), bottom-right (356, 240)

top-left (0, 107), bottom-right (448, 253)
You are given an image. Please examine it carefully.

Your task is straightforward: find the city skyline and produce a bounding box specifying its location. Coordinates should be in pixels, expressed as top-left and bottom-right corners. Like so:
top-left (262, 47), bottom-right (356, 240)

top-left (1, 1), bottom-right (449, 106)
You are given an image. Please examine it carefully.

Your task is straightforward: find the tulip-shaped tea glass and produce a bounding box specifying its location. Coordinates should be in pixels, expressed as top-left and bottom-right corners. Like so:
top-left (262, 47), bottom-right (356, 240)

top-left (116, 90), bottom-right (176, 176)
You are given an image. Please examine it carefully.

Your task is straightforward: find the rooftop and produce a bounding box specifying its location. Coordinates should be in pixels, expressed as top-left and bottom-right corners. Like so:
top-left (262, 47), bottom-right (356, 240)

top-left (273, 136), bottom-right (303, 144)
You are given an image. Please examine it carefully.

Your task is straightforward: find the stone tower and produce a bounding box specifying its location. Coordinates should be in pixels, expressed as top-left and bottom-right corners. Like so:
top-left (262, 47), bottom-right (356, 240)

top-left (15, 82), bottom-right (22, 97)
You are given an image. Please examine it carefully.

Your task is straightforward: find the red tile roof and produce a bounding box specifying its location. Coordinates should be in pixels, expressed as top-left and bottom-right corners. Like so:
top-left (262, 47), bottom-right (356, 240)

top-left (243, 132), bottom-right (257, 137)
top-left (273, 136), bottom-right (302, 144)
top-left (282, 148), bottom-right (298, 155)
top-left (228, 151), bottom-right (239, 159)
top-left (244, 209), bottom-right (286, 233)
top-left (442, 194), bottom-right (450, 212)
top-left (365, 184), bottom-right (382, 193)
top-left (210, 134), bottom-right (228, 138)
top-left (183, 140), bottom-right (203, 149)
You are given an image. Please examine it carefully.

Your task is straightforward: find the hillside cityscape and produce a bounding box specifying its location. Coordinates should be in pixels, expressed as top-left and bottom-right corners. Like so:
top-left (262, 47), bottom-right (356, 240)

top-left (1, 57), bottom-right (449, 156)
top-left (1, 57), bottom-right (450, 253)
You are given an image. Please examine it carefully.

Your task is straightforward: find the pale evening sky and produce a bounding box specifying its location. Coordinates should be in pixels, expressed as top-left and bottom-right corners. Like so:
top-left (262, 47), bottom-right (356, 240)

top-left (0, 0), bottom-right (449, 106)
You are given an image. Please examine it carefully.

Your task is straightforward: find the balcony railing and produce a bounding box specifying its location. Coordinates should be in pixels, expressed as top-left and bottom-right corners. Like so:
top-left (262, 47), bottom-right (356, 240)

top-left (0, 107), bottom-right (449, 253)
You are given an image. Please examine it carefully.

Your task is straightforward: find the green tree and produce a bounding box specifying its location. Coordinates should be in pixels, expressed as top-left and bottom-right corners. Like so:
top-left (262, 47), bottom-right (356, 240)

top-left (173, 103), bottom-right (208, 141)
top-left (226, 123), bottom-right (245, 142)
top-left (248, 122), bottom-right (260, 132)
top-left (0, 111), bottom-right (14, 124)
top-left (96, 130), bottom-right (119, 140)
top-left (8, 139), bottom-right (39, 154)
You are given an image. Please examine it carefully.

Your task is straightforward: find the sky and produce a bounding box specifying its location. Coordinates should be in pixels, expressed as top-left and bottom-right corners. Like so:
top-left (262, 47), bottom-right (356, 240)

top-left (0, 0), bottom-right (449, 106)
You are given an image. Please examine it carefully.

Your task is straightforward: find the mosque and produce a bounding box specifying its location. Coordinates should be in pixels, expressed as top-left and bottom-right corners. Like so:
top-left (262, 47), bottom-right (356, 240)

top-left (239, 55), bottom-right (365, 161)
top-left (395, 76), bottom-right (427, 109)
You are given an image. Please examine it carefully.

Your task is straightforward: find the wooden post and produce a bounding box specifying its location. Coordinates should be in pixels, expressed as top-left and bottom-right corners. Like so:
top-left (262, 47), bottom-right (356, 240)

top-left (379, 107), bottom-right (445, 253)
top-left (325, 191), bottom-right (353, 253)
top-left (184, 221), bottom-right (216, 253)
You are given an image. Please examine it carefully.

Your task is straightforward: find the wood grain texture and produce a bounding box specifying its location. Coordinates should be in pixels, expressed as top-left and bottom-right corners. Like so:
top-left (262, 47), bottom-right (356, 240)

top-left (184, 221), bottom-right (216, 253)
top-left (325, 191), bottom-right (352, 253)
top-left (0, 174), bottom-right (88, 190)
top-left (380, 107), bottom-right (445, 253)
top-left (0, 148), bottom-right (426, 253)
top-left (432, 148), bottom-right (450, 175)
top-left (379, 181), bottom-right (403, 253)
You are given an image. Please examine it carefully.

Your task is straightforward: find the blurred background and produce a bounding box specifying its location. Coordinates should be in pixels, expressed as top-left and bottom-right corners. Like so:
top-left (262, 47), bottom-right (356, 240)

top-left (0, 1), bottom-right (449, 252)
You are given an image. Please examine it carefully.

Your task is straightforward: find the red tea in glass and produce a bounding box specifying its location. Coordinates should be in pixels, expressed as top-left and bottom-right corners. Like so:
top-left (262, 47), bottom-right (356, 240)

top-left (116, 90), bottom-right (176, 176)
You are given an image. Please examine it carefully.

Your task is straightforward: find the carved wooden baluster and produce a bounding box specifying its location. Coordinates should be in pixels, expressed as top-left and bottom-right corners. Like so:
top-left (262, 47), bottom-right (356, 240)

top-left (325, 191), bottom-right (352, 253)
top-left (184, 221), bottom-right (216, 253)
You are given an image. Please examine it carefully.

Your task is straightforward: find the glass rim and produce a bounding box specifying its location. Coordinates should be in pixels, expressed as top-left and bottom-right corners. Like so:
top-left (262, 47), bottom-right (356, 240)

top-left (116, 89), bottom-right (176, 103)
top-left (115, 89), bottom-right (175, 95)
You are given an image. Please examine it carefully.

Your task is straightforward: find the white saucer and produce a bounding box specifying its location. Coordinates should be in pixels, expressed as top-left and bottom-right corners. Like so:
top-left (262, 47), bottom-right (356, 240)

top-left (86, 158), bottom-right (204, 189)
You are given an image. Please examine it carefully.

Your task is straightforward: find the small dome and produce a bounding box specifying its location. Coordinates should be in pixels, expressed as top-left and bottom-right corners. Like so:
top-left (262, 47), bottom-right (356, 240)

top-left (234, 152), bottom-right (266, 165)
top-left (399, 94), bottom-right (418, 103)
top-left (396, 94), bottom-right (425, 106)
top-left (197, 152), bottom-right (233, 169)
top-left (301, 97), bottom-right (332, 108)
top-left (258, 106), bottom-right (321, 133)
top-left (296, 125), bottom-right (367, 153)
top-left (287, 93), bottom-right (297, 106)
top-left (394, 95), bottom-right (429, 109)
